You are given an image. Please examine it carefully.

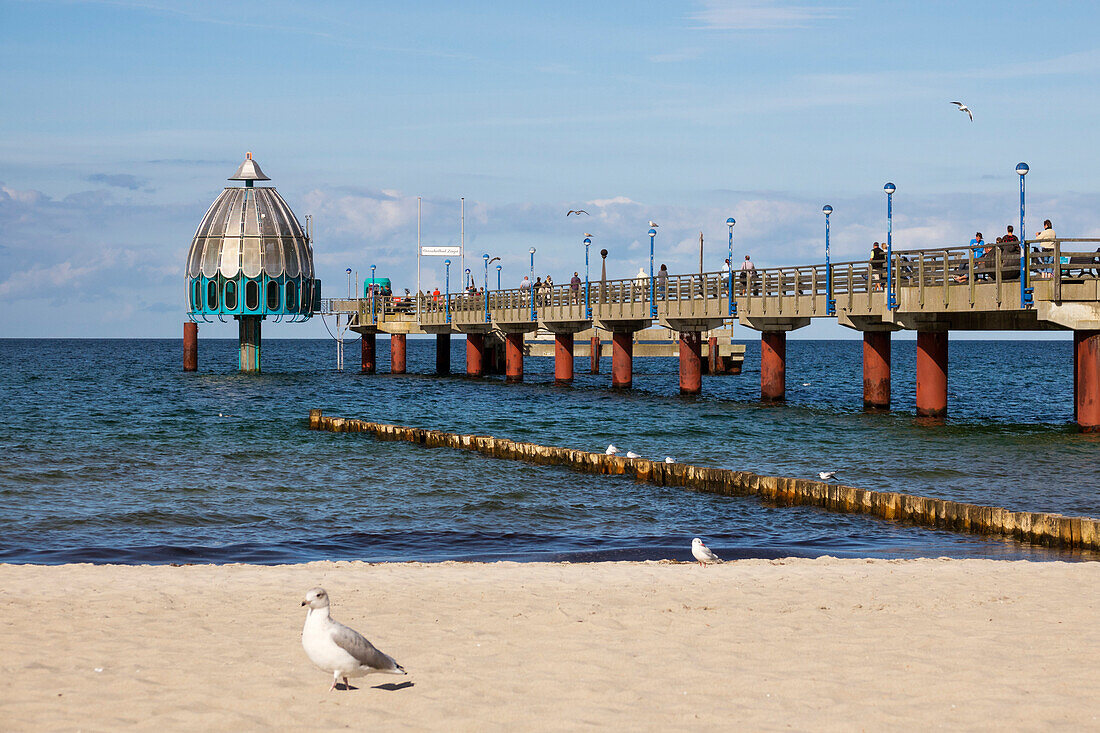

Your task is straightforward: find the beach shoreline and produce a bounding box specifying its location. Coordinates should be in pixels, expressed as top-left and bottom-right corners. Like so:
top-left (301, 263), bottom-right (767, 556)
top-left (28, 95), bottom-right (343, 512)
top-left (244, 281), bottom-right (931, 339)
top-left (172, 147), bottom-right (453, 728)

top-left (2, 558), bottom-right (1097, 730)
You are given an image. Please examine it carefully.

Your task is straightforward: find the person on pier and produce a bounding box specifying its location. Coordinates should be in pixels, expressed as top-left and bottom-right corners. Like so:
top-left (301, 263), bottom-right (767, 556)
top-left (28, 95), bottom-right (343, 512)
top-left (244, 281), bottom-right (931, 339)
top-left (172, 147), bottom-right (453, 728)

top-left (1035, 219), bottom-right (1056, 278)
top-left (870, 243), bottom-right (885, 290)
top-left (570, 272), bottom-right (582, 304)
top-left (739, 254), bottom-right (756, 295)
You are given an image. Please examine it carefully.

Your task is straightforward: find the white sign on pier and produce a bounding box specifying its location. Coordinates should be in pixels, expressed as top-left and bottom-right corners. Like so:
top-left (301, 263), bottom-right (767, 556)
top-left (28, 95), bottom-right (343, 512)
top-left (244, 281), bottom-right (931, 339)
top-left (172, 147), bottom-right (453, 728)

top-left (421, 246), bottom-right (462, 256)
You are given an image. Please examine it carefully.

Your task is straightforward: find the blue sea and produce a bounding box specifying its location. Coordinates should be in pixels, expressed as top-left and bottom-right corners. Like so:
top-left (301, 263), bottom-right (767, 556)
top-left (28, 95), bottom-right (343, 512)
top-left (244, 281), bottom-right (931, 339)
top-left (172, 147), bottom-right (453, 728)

top-left (1, 337), bottom-right (1097, 564)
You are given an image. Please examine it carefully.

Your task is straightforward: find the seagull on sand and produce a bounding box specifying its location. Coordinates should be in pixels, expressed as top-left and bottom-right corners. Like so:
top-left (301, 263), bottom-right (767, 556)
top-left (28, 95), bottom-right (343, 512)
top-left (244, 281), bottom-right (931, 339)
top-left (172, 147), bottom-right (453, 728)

top-left (567, 209), bottom-right (590, 216)
top-left (951, 101), bottom-right (973, 121)
top-left (691, 538), bottom-right (722, 567)
top-left (664, 456), bottom-right (675, 464)
top-left (818, 471), bottom-right (837, 481)
top-left (625, 450), bottom-right (642, 459)
top-left (605, 444), bottom-right (619, 455)
top-left (301, 587), bottom-right (406, 691)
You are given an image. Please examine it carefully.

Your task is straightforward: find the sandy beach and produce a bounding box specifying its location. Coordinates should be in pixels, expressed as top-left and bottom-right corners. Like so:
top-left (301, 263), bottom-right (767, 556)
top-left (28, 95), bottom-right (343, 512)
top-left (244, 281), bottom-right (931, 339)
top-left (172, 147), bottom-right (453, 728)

top-left (1, 558), bottom-right (1097, 731)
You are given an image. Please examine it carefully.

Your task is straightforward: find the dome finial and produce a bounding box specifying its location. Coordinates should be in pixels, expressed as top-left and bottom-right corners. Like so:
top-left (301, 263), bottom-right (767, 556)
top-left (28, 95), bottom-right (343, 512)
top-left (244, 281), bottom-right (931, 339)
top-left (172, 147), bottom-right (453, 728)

top-left (229, 152), bottom-right (270, 182)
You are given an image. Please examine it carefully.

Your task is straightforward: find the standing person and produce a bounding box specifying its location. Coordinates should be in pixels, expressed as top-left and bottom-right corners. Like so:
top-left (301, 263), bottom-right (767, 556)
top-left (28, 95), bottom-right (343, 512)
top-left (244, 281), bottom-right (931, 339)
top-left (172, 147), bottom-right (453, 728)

top-left (570, 271), bottom-right (582, 304)
top-left (432, 287), bottom-right (440, 302)
top-left (519, 275), bottom-right (531, 304)
top-left (1035, 219), bottom-right (1056, 278)
top-left (657, 264), bottom-right (668, 298)
top-left (1002, 225), bottom-right (1019, 244)
top-left (739, 254), bottom-right (756, 295)
top-left (721, 258), bottom-right (732, 294)
top-left (970, 232), bottom-right (986, 258)
top-left (533, 277), bottom-right (543, 305)
top-left (870, 242), bottom-right (885, 290)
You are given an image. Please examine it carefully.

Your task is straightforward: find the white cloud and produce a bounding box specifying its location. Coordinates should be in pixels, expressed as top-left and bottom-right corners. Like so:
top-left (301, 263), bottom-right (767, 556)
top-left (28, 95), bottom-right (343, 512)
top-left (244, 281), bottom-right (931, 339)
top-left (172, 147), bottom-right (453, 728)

top-left (689, 0), bottom-right (843, 30)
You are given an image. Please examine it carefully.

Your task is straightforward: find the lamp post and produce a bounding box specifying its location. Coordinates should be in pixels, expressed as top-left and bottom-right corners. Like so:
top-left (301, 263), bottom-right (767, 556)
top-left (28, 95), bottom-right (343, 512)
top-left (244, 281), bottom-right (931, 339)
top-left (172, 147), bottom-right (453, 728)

top-left (648, 226), bottom-right (657, 317)
top-left (584, 234), bottom-right (592, 319)
top-left (496, 264), bottom-right (502, 291)
top-left (529, 247), bottom-right (536, 321)
top-left (822, 206), bottom-right (834, 315)
top-left (884, 182), bottom-right (897, 309)
top-left (1016, 162), bottom-right (1031, 306)
top-left (483, 254), bottom-right (490, 323)
top-left (370, 264), bottom-right (377, 324)
top-left (346, 268), bottom-right (352, 298)
top-left (465, 268), bottom-right (471, 292)
top-left (726, 217), bottom-right (735, 314)
top-left (444, 259), bottom-right (451, 324)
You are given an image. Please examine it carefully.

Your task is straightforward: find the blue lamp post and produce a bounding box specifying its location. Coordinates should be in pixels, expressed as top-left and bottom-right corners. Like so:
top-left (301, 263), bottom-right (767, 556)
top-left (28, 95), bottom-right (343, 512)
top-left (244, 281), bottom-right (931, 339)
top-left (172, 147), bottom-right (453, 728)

top-left (345, 268), bottom-right (352, 298)
top-left (1016, 162), bottom-right (1031, 306)
top-left (884, 183), bottom-right (897, 309)
top-left (483, 254), bottom-right (490, 322)
top-left (465, 268), bottom-right (471, 292)
top-left (822, 206), bottom-right (834, 315)
top-left (584, 234), bottom-right (592, 318)
top-left (496, 264), bottom-right (502, 291)
top-left (529, 247), bottom-right (536, 321)
top-left (726, 217), bottom-right (735, 314)
top-left (444, 259), bottom-right (451, 324)
top-left (648, 226), bottom-right (657, 317)
top-left (370, 263), bottom-right (377, 324)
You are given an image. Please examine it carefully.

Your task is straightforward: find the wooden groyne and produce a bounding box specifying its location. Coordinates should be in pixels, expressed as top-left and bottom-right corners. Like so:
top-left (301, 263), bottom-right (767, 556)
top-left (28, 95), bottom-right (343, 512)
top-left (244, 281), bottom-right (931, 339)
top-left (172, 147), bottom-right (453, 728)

top-left (308, 410), bottom-right (1100, 552)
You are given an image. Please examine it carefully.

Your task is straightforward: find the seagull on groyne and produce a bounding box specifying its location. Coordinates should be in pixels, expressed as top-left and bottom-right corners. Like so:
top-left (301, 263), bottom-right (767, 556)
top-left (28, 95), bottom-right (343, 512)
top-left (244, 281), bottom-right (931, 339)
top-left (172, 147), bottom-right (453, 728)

top-left (664, 456), bottom-right (676, 464)
top-left (567, 209), bottom-right (590, 216)
top-left (691, 538), bottom-right (722, 567)
top-left (818, 471), bottom-right (837, 481)
top-left (605, 444), bottom-right (619, 455)
top-left (951, 101), bottom-right (973, 121)
top-left (301, 587), bottom-right (406, 691)
top-left (625, 450), bottom-right (642, 459)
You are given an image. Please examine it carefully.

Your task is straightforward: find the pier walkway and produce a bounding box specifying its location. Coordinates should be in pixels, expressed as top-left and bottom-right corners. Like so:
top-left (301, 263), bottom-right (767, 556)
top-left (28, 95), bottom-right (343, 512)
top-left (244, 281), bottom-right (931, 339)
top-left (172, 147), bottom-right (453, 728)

top-left (328, 239), bottom-right (1100, 430)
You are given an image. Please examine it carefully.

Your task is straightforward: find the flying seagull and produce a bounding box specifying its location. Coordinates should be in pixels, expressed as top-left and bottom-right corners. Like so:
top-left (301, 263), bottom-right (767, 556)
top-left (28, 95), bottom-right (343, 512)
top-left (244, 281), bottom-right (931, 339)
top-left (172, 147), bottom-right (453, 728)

top-left (605, 444), bottom-right (619, 455)
top-left (691, 537), bottom-right (722, 567)
top-left (818, 471), bottom-right (837, 481)
top-left (951, 101), bottom-right (973, 121)
top-left (567, 209), bottom-right (590, 216)
top-left (301, 587), bottom-right (406, 691)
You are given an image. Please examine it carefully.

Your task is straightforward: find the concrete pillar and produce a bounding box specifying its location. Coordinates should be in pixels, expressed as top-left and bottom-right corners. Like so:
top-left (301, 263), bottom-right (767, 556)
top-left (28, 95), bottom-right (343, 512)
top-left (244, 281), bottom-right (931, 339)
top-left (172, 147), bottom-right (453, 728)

top-left (554, 332), bottom-right (574, 385)
top-left (505, 332), bottom-right (524, 383)
top-left (611, 331), bottom-right (633, 388)
top-left (1076, 330), bottom-right (1100, 432)
top-left (183, 322), bottom-right (198, 372)
top-left (760, 331), bottom-right (785, 401)
top-left (679, 331), bottom-right (703, 395)
top-left (466, 333), bottom-right (485, 377)
top-left (862, 331), bottom-right (891, 410)
top-left (915, 330), bottom-right (948, 419)
top-left (435, 333), bottom-right (451, 375)
top-left (590, 335), bottom-right (600, 374)
top-left (239, 315), bottom-right (261, 373)
top-left (390, 334), bottom-right (406, 374)
top-left (361, 332), bottom-right (376, 374)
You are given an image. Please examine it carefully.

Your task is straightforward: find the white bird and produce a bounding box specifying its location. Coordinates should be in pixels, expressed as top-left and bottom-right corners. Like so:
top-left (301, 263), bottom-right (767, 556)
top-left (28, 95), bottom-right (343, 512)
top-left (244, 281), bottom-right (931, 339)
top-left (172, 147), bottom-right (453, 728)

top-left (691, 538), bottom-right (722, 567)
top-left (818, 471), bottom-right (837, 481)
top-left (951, 101), bottom-right (973, 121)
top-left (605, 444), bottom-right (619, 455)
top-left (301, 587), bottom-right (406, 691)
top-left (648, 221), bottom-right (659, 228)
top-left (664, 456), bottom-right (675, 464)
top-left (625, 450), bottom-right (641, 459)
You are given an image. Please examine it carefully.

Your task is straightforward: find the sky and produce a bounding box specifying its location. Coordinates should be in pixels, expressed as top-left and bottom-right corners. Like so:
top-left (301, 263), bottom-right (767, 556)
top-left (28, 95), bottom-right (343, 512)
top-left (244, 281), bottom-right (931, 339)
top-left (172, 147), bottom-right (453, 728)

top-left (2, 0), bottom-right (1100, 339)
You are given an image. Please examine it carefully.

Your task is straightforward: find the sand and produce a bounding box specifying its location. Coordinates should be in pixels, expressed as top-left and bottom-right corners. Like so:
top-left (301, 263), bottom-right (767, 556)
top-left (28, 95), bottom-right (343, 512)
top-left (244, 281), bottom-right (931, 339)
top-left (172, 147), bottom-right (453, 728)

top-left (1, 558), bottom-right (1097, 731)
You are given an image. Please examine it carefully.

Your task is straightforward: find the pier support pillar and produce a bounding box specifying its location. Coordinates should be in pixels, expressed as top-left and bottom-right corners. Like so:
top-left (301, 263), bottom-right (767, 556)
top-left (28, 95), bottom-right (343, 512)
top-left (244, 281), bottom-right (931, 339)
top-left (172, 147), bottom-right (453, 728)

top-left (466, 333), bottom-right (485, 377)
top-left (360, 332), bottom-right (376, 374)
top-left (390, 334), bottom-right (406, 374)
top-left (590, 335), bottom-right (600, 374)
top-left (862, 331), bottom-right (891, 410)
top-left (505, 332), bottom-right (524, 383)
top-left (1076, 330), bottom-right (1100, 432)
top-left (238, 315), bottom-right (261, 373)
top-left (679, 331), bottom-right (703, 395)
top-left (554, 332), bottom-right (574, 385)
top-left (435, 334), bottom-right (451, 375)
top-left (760, 331), bottom-right (786, 401)
top-left (611, 331), bottom-right (634, 388)
top-left (706, 336), bottom-right (718, 375)
top-left (183, 322), bottom-right (198, 372)
top-left (916, 330), bottom-right (948, 419)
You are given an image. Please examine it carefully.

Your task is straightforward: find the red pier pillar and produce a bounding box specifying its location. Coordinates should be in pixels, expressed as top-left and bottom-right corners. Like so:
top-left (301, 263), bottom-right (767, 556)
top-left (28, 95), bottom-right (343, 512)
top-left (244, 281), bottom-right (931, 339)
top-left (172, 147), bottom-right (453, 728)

top-left (183, 322), bottom-right (198, 372)
top-left (467, 333), bottom-right (485, 377)
top-left (611, 331), bottom-right (633, 388)
top-left (760, 331), bottom-right (786, 402)
top-left (590, 335), bottom-right (600, 374)
top-left (554, 333), bottom-right (574, 385)
top-left (916, 330), bottom-right (948, 419)
top-left (505, 332), bottom-right (524, 383)
top-left (862, 331), bottom-right (891, 410)
top-left (1076, 330), bottom-right (1100, 432)
top-left (679, 331), bottom-right (703, 395)
top-left (390, 334), bottom-right (406, 374)
top-left (435, 333), bottom-right (451, 375)
top-left (361, 332), bottom-right (376, 374)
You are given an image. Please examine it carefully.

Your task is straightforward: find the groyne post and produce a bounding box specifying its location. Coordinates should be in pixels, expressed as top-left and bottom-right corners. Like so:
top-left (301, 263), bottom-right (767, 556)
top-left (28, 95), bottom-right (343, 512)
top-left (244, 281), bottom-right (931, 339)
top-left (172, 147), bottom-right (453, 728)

top-left (862, 331), bottom-right (891, 410)
top-left (505, 332), bottom-right (524, 383)
top-left (183, 322), bottom-right (198, 372)
top-left (555, 332), bottom-right (574, 385)
top-left (390, 334), bottom-right (406, 374)
top-left (467, 333), bottom-right (485, 377)
top-left (361, 332), bottom-right (376, 374)
top-left (435, 333), bottom-right (451, 375)
top-left (916, 330), bottom-right (948, 418)
top-left (679, 331), bottom-right (703, 395)
top-left (1076, 330), bottom-right (1100, 432)
top-left (760, 331), bottom-right (786, 401)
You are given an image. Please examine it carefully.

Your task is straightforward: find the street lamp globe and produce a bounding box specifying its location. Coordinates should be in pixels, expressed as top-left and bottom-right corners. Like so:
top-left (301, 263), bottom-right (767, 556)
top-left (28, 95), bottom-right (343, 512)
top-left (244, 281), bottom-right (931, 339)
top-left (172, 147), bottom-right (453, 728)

top-left (1016, 162), bottom-right (1030, 177)
top-left (726, 217), bottom-right (735, 228)
top-left (822, 205), bottom-right (833, 216)
top-left (883, 182), bottom-right (896, 195)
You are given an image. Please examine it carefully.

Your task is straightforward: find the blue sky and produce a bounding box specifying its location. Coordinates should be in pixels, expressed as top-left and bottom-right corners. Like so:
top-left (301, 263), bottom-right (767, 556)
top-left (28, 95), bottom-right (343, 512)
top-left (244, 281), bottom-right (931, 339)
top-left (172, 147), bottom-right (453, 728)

top-left (3, 0), bottom-right (1099, 338)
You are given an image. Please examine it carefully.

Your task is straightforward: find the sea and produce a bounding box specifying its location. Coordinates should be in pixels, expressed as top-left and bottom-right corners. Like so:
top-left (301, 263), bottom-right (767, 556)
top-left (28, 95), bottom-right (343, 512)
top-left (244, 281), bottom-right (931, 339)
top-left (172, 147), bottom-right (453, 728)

top-left (1, 337), bottom-right (1097, 564)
